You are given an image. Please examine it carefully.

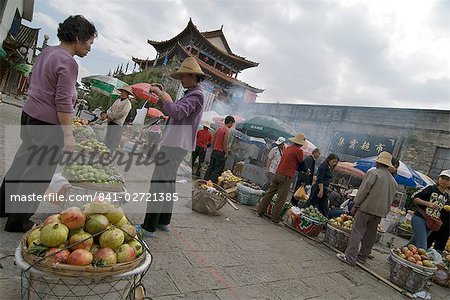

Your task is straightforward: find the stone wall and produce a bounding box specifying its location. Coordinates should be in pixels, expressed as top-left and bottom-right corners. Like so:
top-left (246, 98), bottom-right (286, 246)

top-left (239, 103), bottom-right (450, 176)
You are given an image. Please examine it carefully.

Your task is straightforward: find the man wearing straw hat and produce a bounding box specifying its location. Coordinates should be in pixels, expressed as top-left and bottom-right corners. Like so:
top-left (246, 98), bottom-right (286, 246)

top-left (192, 121), bottom-right (213, 177)
top-left (257, 133), bottom-right (306, 224)
top-left (105, 85), bottom-right (133, 153)
top-left (337, 151), bottom-right (397, 266)
top-left (136, 56), bottom-right (208, 238)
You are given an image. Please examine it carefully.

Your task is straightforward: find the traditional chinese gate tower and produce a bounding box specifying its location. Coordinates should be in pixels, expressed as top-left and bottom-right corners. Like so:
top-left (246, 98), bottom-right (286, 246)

top-left (132, 19), bottom-right (263, 106)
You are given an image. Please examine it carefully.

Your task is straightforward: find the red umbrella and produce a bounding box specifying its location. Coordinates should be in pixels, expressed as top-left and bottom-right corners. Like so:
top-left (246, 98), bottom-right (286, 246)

top-left (335, 162), bottom-right (365, 178)
top-left (147, 108), bottom-right (168, 119)
top-left (129, 83), bottom-right (159, 103)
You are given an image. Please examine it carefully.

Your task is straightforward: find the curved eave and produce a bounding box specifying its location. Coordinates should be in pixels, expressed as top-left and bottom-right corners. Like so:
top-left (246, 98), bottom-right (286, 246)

top-left (147, 19), bottom-right (258, 69)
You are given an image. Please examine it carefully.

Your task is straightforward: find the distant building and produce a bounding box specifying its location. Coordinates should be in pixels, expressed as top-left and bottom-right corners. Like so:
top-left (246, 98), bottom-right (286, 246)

top-left (242, 102), bottom-right (450, 180)
top-left (0, 0), bottom-right (38, 96)
top-left (133, 19), bottom-right (263, 109)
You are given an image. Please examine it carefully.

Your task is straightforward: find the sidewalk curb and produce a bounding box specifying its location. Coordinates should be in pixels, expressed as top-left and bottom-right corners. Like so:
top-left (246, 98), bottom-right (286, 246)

top-left (1, 100), bottom-right (23, 108)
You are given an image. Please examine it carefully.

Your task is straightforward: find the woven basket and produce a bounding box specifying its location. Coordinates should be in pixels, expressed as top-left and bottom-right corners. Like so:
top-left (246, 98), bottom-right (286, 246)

top-left (191, 180), bottom-right (228, 215)
top-left (432, 267), bottom-right (450, 288)
top-left (22, 230), bottom-right (146, 278)
top-left (388, 249), bottom-right (436, 293)
top-left (324, 223), bottom-right (350, 252)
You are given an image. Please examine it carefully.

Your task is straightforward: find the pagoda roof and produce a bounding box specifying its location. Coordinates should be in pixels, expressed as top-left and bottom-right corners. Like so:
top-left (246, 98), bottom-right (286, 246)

top-left (147, 19), bottom-right (258, 70)
top-left (133, 42), bottom-right (263, 93)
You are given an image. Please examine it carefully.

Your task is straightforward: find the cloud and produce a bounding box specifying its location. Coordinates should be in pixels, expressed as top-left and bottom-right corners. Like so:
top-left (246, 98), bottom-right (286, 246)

top-left (33, 0), bottom-right (449, 110)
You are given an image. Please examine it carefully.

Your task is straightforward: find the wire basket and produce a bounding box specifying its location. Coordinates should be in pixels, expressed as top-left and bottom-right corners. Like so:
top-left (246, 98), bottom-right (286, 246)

top-left (16, 246), bottom-right (152, 300)
top-left (324, 223), bottom-right (350, 252)
top-left (388, 249), bottom-right (436, 293)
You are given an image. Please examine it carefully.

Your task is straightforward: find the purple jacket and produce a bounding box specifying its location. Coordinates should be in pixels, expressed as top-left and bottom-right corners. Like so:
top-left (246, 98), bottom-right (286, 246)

top-left (159, 86), bottom-right (204, 151)
top-left (23, 46), bottom-right (78, 124)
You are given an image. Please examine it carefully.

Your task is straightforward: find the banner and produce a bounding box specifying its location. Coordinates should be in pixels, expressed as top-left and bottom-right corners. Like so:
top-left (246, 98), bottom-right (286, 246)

top-left (330, 131), bottom-right (396, 158)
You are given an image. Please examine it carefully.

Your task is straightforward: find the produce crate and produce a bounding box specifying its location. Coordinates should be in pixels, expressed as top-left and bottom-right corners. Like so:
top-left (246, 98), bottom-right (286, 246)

top-left (285, 213), bottom-right (326, 238)
top-left (236, 183), bottom-right (264, 206)
top-left (324, 223), bottom-right (350, 252)
top-left (388, 249), bottom-right (436, 293)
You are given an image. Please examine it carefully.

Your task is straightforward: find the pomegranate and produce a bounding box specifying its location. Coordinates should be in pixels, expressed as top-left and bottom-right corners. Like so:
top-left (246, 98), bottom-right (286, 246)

top-left (105, 206), bottom-right (124, 224)
top-left (84, 214), bottom-right (109, 235)
top-left (60, 207), bottom-right (86, 229)
top-left (114, 215), bottom-right (128, 227)
top-left (128, 240), bottom-right (143, 257)
top-left (68, 231), bottom-right (93, 250)
top-left (45, 247), bottom-right (70, 264)
top-left (90, 244), bottom-right (100, 255)
top-left (85, 198), bottom-right (113, 214)
top-left (120, 224), bottom-right (136, 242)
top-left (68, 227), bottom-right (84, 238)
top-left (116, 244), bottom-right (136, 263)
top-left (68, 249), bottom-right (93, 266)
top-left (99, 228), bottom-right (124, 250)
top-left (93, 247), bottom-right (117, 266)
top-left (40, 222), bottom-right (69, 247)
top-left (43, 214), bottom-right (61, 226)
top-left (27, 228), bottom-right (41, 246)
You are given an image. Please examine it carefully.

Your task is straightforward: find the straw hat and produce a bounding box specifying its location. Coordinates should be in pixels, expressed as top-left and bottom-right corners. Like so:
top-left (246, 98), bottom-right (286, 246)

top-left (117, 85), bottom-right (134, 96)
top-left (349, 189), bottom-right (358, 197)
top-left (375, 151), bottom-right (394, 168)
top-left (275, 137), bottom-right (286, 145)
top-left (170, 57), bottom-right (209, 80)
top-left (289, 133), bottom-right (307, 145)
top-left (202, 121), bottom-right (212, 129)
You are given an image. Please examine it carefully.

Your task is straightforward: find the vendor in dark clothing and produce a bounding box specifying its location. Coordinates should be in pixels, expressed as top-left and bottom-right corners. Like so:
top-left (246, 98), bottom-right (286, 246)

top-left (306, 153), bottom-right (339, 218)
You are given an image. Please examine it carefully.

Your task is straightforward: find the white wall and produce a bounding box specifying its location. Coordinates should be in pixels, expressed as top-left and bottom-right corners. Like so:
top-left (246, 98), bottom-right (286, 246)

top-left (0, 0), bottom-right (25, 44)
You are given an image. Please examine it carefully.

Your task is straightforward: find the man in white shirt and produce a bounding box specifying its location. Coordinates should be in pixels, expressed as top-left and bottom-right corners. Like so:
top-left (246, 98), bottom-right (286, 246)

top-left (262, 137), bottom-right (286, 191)
top-left (105, 86), bottom-right (133, 152)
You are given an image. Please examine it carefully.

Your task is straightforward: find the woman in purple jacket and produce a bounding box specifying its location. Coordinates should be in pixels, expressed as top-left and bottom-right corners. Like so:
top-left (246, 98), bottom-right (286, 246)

top-left (136, 57), bottom-right (208, 237)
top-left (0, 15), bottom-right (97, 232)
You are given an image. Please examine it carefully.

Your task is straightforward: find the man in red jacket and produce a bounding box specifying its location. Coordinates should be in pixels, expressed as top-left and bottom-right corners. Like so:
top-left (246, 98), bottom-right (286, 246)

top-left (257, 133), bottom-right (306, 224)
top-left (192, 121), bottom-right (213, 177)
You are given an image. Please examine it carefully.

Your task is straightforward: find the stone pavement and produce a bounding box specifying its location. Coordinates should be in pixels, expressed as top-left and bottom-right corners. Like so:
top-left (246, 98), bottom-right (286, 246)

top-left (1, 102), bottom-right (448, 299)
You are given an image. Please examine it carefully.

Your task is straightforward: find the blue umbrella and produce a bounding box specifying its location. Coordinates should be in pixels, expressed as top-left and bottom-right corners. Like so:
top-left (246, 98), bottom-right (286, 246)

top-left (355, 157), bottom-right (427, 188)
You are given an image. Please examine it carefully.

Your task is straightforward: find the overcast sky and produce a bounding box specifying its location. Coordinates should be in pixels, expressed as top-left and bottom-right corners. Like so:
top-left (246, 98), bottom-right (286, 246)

top-left (27, 0), bottom-right (449, 110)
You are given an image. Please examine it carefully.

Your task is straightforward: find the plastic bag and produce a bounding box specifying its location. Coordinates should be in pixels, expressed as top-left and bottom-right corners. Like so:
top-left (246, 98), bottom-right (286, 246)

top-left (133, 107), bottom-right (148, 125)
top-left (294, 186), bottom-right (308, 201)
top-left (426, 248), bottom-right (443, 265)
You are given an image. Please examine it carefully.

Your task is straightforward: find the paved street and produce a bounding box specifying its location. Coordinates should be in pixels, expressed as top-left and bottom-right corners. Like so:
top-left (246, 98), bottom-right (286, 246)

top-left (0, 102), bottom-right (448, 299)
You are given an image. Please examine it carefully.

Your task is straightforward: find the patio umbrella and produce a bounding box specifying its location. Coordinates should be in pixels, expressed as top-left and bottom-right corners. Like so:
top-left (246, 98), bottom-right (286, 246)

top-left (301, 140), bottom-right (316, 156)
top-left (81, 75), bottom-right (127, 96)
top-left (416, 171), bottom-right (435, 187)
top-left (129, 83), bottom-right (159, 103)
top-left (335, 162), bottom-right (365, 179)
top-left (355, 157), bottom-right (427, 188)
top-left (236, 116), bottom-right (295, 141)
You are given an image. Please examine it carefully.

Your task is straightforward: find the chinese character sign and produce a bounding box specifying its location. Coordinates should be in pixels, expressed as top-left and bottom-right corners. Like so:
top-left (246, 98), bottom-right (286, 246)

top-left (330, 131), bottom-right (396, 157)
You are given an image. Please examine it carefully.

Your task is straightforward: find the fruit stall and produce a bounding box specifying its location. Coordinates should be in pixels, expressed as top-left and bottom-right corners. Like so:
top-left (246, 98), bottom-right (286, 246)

top-left (325, 214), bottom-right (385, 252)
top-left (217, 170), bottom-right (264, 205)
top-left (16, 201), bottom-right (152, 299)
top-left (283, 206), bottom-right (328, 238)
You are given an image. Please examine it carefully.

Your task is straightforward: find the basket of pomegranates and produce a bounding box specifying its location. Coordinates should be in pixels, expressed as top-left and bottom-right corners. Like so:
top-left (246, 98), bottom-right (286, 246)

top-left (388, 244), bottom-right (437, 293)
top-left (19, 201), bottom-right (148, 278)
